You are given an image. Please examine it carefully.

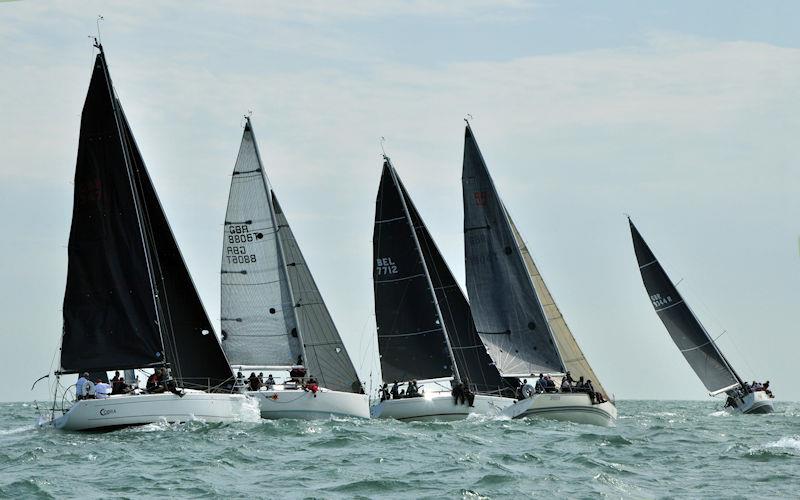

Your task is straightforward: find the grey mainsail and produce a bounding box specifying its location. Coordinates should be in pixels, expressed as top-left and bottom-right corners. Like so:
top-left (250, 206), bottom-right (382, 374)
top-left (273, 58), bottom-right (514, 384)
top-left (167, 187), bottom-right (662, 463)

top-left (272, 193), bottom-right (362, 393)
top-left (462, 124), bottom-right (563, 376)
top-left (629, 219), bottom-right (742, 393)
top-left (220, 119), bottom-right (301, 367)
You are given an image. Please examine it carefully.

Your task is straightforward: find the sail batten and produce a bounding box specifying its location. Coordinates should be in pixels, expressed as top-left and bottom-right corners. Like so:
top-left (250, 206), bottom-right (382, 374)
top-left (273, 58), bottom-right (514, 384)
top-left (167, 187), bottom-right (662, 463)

top-left (629, 219), bottom-right (741, 393)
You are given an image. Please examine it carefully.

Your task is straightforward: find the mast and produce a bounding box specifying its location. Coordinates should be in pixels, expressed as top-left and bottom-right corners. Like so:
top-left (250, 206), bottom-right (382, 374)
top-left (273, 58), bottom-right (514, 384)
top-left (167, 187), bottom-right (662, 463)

top-left (247, 117), bottom-right (307, 367)
top-left (384, 157), bottom-right (461, 382)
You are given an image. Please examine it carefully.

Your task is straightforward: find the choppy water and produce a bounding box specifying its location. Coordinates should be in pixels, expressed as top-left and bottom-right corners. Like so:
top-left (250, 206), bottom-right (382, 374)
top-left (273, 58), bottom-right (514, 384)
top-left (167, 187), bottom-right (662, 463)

top-left (0, 400), bottom-right (797, 498)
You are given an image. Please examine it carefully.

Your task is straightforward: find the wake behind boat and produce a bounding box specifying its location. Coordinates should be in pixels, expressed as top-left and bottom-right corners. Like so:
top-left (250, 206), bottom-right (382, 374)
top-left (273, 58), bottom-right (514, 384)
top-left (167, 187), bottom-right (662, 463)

top-left (220, 117), bottom-right (368, 419)
top-left (371, 157), bottom-right (518, 421)
top-left (461, 123), bottom-right (617, 426)
top-left (40, 42), bottom-right (251, 431)
top-left (629, 219), bottom-right (775, 414)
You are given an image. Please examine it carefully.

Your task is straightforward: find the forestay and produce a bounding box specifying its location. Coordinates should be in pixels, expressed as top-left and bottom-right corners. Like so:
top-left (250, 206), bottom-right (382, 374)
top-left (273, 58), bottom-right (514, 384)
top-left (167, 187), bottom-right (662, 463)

top-left (373, 160), bottom-right (454, 383)
top-left (220, 120), bottom-right (302, 367)
top-left (629, 219), bottom-right (741, 393)
top-left (509, 219), bottom-right (607, 397)
top-left (272, 193), bottom-right (362, 393)
top-left (462, 125), bottom-right (563, 377)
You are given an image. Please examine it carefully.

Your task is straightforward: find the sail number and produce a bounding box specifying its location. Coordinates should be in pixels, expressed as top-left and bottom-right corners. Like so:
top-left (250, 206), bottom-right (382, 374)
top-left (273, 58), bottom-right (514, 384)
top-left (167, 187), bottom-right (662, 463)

top-left (226, 223), bottom-right (257, 264)
top-left (650, 293), bottom-right (673, 308)
top-left (376, 257), bottom-right (398, 275)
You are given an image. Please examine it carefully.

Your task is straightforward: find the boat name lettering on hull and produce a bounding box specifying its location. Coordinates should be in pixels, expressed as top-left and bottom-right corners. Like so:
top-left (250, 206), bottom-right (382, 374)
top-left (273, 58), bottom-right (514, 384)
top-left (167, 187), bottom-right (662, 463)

top-left (99, 408), bottom-right (117, 416)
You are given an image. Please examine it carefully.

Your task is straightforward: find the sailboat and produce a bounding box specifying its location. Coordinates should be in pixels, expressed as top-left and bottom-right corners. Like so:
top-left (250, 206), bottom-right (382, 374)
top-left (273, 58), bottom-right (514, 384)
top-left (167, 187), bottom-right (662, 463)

top-left (371, 156), bottom-right (517, 421)
top-left (628, 218), bottom-right (775, 414)
top-left (462, 123), bottom-right (617, 426)
top-left (43, 43), bottom-right (252, 431)
top-left (220, 117), bottom-right (369, 419)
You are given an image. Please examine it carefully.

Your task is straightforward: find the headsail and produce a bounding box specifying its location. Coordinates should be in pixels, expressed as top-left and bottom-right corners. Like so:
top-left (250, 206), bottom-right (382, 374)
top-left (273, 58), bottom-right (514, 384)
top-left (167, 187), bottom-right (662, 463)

top-left (629, 219), bottom-right (742, 393)
top-left (509, 219), bottom-right (607, 397)
top-left (395, 178), bottom-right (513, 395)
top-left (220, 119), bottom-right (302, 367)
top-left (272, 193), bottom-right (362, 393)
top-left (373, 159), bottom-right (455, 382)
top-left (462, 124), bottom-right (563, 376)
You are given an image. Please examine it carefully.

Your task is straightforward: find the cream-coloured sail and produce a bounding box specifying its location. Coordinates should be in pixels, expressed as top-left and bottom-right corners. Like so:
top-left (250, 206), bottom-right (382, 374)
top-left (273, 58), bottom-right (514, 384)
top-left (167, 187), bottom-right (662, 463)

top-left (509, 219), bottom-right (609, 399)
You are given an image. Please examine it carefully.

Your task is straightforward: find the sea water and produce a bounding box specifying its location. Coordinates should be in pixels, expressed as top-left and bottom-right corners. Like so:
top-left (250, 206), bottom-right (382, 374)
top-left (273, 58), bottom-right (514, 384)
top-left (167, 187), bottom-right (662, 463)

top-left (0, 400), bottom-right (797, 498)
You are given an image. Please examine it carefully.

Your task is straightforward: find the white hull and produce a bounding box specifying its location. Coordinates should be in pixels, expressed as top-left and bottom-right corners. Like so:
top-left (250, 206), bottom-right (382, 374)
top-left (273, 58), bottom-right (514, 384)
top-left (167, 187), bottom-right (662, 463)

top-left (728, 390), bottom-right (775, 415)
top-left (248, 387), bottom-right (369, 419)
top-left (47, 390), bottom-right (255, 431)
top-left (502, 392), bottom-right (617, 426)
top-left (372, 392), bottom-right (515, 421)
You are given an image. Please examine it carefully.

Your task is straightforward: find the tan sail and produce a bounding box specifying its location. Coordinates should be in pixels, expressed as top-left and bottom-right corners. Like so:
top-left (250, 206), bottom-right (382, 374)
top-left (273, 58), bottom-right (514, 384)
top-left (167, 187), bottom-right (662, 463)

top-left (509, 218), bottom-right (609, 399)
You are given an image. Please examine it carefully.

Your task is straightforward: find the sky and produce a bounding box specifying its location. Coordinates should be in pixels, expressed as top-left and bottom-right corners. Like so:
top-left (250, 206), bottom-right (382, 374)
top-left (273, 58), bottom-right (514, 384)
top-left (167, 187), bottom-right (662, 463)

top-left (1, 1), bottom-right (798, 403)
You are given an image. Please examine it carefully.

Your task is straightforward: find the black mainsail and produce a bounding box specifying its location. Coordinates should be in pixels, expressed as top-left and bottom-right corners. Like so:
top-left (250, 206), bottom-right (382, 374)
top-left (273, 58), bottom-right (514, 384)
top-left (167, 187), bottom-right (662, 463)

top-left (373, 159), bottom-right (456, 383)
top-left (60, 46), bottom-right (233, 387)
top-left (629, 219), bottom-right (742, 393)
top-left (462, 124), bottom-right (564, 377)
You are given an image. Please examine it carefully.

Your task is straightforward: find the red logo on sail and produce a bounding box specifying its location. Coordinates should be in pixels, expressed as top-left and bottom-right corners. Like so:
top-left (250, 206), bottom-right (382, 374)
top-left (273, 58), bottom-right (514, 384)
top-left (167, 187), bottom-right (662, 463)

top-left (474, 191), bottom-right (488, 206)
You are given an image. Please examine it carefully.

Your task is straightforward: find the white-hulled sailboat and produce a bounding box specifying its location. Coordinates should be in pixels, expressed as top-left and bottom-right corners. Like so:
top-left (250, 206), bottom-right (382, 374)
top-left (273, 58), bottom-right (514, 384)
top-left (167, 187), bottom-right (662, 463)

top-left (629, 218), bottom-right (775, 414)
top-left (371, 157), bottom-right (517, 421)
top-left (40, 43), bottom-right (253, 431)
top-left (461, 123), bottom-right (617, 426)
top-left (220, 118), bottom-right (369, 419)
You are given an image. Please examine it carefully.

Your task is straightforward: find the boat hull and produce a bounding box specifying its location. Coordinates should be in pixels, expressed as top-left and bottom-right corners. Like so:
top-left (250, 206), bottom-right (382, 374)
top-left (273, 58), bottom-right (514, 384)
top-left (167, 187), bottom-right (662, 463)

top-left (49, 391), bottom-right (253, 431)
top-left (372, 392), bottom-right (515, 421)
top-left (730, 390), bottom-right (775, 415)
top-left (502, 392), bottom-right (617, 426)
top-left (248, 388), bottom-right (369, 419)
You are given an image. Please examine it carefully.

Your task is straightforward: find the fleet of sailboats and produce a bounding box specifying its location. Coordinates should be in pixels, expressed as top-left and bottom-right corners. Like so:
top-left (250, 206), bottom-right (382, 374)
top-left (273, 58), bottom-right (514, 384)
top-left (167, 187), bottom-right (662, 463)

top-left (35, 42), bottom-right (777, 431)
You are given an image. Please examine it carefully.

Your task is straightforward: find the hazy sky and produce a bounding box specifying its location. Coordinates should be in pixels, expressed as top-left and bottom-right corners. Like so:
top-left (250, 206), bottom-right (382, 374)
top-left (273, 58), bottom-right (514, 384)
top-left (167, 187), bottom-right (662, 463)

top-left (1, 1), bottom-right (798, 403)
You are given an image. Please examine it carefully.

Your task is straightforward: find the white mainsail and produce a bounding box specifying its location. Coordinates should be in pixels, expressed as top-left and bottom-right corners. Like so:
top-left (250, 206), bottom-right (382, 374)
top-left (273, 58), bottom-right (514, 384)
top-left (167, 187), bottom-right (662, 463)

top-left (220, 120), bottom-right (302, 367)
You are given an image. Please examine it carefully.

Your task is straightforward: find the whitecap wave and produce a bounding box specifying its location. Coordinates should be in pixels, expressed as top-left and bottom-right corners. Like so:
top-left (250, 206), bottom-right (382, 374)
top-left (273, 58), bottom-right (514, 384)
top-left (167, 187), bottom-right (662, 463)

top-left (708, 410), bottom-right (730, 417)
top-left (0, 425), bottom-right (35, 436)
top-left (761, 436), bottom-right (800, 452)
